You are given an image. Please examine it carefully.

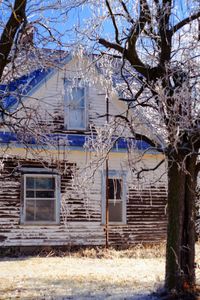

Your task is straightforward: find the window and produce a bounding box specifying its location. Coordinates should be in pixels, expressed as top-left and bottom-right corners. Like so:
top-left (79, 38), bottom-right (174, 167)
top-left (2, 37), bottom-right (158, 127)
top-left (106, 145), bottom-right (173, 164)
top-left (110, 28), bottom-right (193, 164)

top-left (64, 79), bottom-right (87, 130)
top-left (102, 171), bottom-right (126, 224)
top-left (108, 178), bottom-right (123, 222)
top-left (22, 174), bottom-right (60, 224)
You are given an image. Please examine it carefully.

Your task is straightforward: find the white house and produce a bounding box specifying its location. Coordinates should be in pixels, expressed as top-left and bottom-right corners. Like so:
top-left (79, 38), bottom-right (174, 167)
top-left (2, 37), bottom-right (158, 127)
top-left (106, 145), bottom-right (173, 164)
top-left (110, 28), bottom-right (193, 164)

top-left (0, 52), bottom-right (167, 249)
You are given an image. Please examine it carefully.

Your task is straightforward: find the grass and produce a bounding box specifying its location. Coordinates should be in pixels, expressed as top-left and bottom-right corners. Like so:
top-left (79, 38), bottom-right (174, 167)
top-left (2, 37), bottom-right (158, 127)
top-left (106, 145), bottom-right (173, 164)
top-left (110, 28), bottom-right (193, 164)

top-left (0, 243), bottom-right (199, 300)
top-left (35, 242), bottom-right (166, 259)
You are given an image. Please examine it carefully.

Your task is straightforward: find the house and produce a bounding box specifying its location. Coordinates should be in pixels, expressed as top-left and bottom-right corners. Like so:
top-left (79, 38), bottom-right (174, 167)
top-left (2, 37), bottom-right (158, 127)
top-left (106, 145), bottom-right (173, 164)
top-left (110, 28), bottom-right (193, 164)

top-left (0, 52), bottom-right (167, 250)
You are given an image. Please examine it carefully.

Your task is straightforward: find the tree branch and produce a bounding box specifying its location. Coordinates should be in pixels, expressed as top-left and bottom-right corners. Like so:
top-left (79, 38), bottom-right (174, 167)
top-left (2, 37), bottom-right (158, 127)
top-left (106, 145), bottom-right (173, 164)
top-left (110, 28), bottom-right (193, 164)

top-left (114, 114), bottom-right (164, 152)
top-left (136, 159), bottom-right (165, 179)
top-left (99, 38), bottom-right (125, 54)
top-left (125, 0), bottom-right (151, 77)
top-left (119, 0), bottom-right (134, 24)
top-left (128, 0), bottom-right (151, 47)
top-left (100, 1), bottom-right (153, 79)
top-left (105, 0), bottom-right (120, 44)
top-left (153, 0), bottom-right (160, 7)
top-left (171, 11), bottom-right (200, 34)
top-left (0, 0), bottom-right (27, 80)
top-left (158, 0), bottom-right (172, 66)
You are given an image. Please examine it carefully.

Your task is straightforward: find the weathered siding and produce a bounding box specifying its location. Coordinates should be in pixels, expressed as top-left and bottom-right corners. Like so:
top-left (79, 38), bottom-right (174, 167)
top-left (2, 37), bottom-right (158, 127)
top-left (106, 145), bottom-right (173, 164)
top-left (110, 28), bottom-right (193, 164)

top-left (0, 56), bottom-right (168, 248)
top-left (3, 55), bottom-right (161, 145)
top-left (0, 155), bottom-right (167, 248)
top-left (0, 157), bottom-right (104, 247)
top-left (109, 184), bottom-right (167, 245)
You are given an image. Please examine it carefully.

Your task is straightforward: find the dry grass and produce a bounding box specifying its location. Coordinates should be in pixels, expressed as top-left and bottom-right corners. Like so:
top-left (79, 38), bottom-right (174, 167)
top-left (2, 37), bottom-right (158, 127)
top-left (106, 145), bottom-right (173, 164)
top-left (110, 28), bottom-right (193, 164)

top-left (69, 243), bottom-right (166, 259)
top-left (35, 242), bottom-right (166, 260)
top-left (0, 256), bottom-right (164, 299)
top-left (0, 243), bottom-right (199, 300)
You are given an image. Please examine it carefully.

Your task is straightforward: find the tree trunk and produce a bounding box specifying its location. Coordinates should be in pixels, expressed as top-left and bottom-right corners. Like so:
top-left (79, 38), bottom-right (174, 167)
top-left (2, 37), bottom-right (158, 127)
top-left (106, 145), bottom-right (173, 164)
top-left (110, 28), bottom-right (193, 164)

top-left (0, 0), bottom-right (27, 80)
top-left (165, 149), bottom-right (197, 293)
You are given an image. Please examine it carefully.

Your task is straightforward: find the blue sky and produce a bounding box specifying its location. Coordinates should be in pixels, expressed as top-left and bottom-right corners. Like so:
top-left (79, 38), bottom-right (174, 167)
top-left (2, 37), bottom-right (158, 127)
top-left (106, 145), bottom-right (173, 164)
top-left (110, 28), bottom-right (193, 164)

top-left (0, 1), bottom-right (196, 50)
top-left (47, 0), bottom-right (194, 48)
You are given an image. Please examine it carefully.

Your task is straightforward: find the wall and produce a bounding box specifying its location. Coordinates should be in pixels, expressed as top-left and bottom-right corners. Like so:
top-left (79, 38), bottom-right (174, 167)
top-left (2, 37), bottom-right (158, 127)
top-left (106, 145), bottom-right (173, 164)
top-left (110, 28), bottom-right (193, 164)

top-left (2, 55), bottom-right (163, 146)
top-left (0, 151), bottom-right (167, 247)
top-left (0, 55), bottom-right (168, 247)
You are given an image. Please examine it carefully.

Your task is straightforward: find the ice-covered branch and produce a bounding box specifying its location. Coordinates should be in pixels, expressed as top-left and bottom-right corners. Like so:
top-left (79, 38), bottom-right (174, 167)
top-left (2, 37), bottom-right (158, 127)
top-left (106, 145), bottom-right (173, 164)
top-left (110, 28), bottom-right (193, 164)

top-left (0, 0), bottom-right (27, 79)
top-left (136, 159), bottom-right (165, 179)
top-left (171, 11), bottom-right (200, 34)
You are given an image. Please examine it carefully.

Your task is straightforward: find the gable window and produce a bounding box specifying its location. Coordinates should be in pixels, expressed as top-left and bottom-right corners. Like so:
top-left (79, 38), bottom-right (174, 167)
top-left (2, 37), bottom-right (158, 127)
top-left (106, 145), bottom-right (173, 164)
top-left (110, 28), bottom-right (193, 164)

top-left (22, 174), bottom-right (60, 224)
top-left (64, 79), bottom-right (87, 130)
top-left (102, 171), bottom-right (126, 224)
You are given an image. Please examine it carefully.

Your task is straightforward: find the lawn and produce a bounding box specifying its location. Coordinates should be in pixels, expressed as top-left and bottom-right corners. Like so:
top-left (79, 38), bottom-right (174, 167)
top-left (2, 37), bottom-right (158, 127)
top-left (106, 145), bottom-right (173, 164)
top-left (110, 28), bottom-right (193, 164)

top-left (0, 244), bottom-right (199, 300)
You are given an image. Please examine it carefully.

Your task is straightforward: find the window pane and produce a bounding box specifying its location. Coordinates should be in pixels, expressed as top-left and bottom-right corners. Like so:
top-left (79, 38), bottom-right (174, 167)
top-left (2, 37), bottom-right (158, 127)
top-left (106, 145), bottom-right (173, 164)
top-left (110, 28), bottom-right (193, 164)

top-left (108, 179), bottom-right (122, 199)
top-left (109, 201), bottom-right (123, 222)
top-left (68, 108), bottom-right (85, 129)
top-left (26, 200), bottom-right (35, 221)
top-left (35, 200), bottom-right (55, 221)
top-left (35, 177), bottom-right (55, 189)
top-left (72, 87), bottom-right (85, 107)
top-left (26, 190), bottom-right (34, 198)
top-left (26, 177), bottom-right (34, 189)
top-left (36, 190), bottom-right (55, 198)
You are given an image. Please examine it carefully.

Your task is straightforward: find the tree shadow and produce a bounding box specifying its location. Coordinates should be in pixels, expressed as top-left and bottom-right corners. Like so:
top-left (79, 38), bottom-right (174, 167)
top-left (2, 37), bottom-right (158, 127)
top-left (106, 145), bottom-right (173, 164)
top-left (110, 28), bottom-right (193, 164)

top-left (0, 275), bottom-right (161, 299)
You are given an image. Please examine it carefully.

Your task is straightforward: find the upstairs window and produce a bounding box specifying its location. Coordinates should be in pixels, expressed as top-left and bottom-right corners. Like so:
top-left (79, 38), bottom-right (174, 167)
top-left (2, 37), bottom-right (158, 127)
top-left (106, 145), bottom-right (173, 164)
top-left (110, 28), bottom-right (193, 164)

top-left (102, 171), bottom-right (126, 225)
top-left (64, 79), bottom-right (87, 130)
top-left (22, 174), bottom-right (60, 224)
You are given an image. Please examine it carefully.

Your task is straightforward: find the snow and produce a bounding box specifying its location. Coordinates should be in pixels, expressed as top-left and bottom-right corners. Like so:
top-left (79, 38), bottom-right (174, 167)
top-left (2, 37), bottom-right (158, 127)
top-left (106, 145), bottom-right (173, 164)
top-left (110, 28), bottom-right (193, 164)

top-left (0, 255), bottom-right (164, 299)
top-left (0, 245), bottom-right (199, 299)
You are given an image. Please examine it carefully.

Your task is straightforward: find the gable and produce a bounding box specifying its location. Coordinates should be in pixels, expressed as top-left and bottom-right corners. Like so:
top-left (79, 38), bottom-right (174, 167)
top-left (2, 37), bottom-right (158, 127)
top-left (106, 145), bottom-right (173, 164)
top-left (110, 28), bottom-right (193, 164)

top-left (0, 53), bottom-right (163, 151)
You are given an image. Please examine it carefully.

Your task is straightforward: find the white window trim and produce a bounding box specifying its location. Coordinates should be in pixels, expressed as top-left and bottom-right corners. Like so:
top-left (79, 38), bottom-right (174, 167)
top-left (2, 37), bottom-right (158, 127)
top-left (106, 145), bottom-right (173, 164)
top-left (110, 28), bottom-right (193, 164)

top-left (101, 170), bottom-right (127, 225)
top-left (64, 79), bottom-right (88, 131)
top-left (21, 173), bottom-right (60, 225)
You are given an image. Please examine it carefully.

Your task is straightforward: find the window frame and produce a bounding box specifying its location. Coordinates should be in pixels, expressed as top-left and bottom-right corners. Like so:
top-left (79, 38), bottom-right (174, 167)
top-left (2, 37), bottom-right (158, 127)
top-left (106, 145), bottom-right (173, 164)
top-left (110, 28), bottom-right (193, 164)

top-left (64, 78), bottom-right (88, 131)
top-left (101, 170), bottom-right (127, 225)
top-left (21, 173), bottom-right (60, 225)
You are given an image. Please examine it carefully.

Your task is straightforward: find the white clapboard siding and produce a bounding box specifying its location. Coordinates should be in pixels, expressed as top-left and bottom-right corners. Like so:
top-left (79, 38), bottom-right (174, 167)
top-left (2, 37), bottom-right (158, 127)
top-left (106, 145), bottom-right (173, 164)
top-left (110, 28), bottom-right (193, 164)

top-left (0, 153), bottom-right (167, 247)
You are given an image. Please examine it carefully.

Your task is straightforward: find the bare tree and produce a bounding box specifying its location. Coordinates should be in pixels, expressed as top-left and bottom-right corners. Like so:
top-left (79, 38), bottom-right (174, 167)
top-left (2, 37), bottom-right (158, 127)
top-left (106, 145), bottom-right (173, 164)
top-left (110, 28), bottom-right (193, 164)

top-left (0, 0), bottom-right (27, 79)
top-left (1, 0), bottom-right (200, 297)
top-left (71, 0), bottom-right (200, 297)
top-left (0, 0), bottom-right (86, 149)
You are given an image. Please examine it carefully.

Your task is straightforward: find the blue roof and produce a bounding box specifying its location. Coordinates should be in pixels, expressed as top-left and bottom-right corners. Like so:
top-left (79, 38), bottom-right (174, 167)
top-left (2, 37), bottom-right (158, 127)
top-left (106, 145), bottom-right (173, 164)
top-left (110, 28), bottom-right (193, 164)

top-left (0, 132), bottom-right (153, 151)
top-left (0, 68), bottom-right (52, 111)
top-left (0, 51), bottom-right (71, 112)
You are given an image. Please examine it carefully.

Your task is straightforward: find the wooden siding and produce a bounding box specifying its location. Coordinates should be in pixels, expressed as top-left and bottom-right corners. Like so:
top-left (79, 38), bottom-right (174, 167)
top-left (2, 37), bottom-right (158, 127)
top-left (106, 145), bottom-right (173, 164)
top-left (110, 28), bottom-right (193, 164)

top-left (109, 185), bottom-right (167, 245)
top-left (0, 56), bottom-right (169, 248)
top-left (0, 156), bottom-right (167, 247)
top-left (6, 56), bottom-right (161, 144)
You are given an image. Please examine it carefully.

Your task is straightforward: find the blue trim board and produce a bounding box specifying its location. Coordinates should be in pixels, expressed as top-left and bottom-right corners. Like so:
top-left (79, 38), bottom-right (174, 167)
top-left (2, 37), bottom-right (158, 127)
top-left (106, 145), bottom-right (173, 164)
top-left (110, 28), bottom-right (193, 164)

top-left (0, 132), bottom-right (153, 151)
